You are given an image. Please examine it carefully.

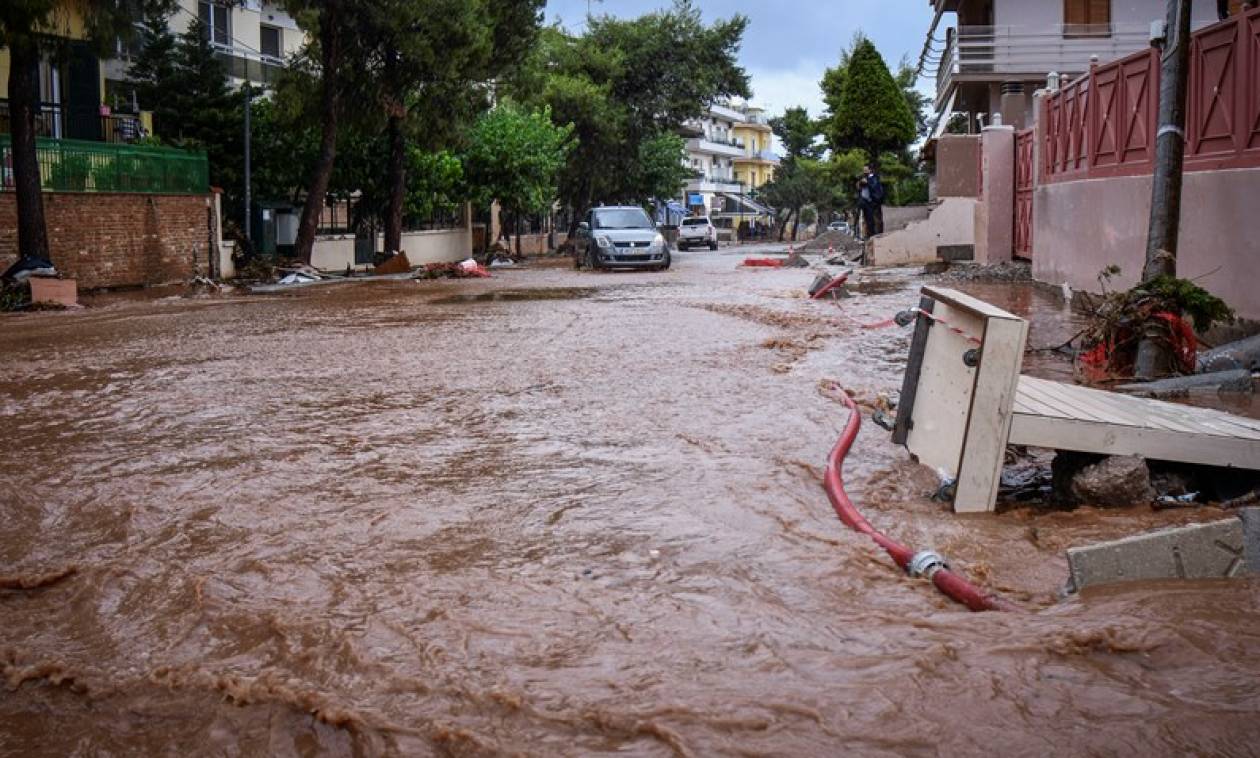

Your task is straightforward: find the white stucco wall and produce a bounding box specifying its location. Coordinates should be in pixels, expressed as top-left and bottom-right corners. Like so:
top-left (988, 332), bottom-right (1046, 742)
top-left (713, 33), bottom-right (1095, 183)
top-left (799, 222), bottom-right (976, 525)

top-left (869, 198), bottom-right (978, 266)
top-left (310, 229), bottom-right (472, 272)
top-left (993, 0), bottom-right (1216, 27)
top-left (1032, 168), bottom-right (1260, 321)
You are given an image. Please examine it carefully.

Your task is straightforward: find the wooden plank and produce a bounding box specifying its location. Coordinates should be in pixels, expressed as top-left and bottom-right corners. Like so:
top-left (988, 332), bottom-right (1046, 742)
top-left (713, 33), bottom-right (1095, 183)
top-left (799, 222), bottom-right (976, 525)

top-left (1010, 413), bottom-right (1260, 470)
top-left (1013, 382), bottom-right (1076, 419)
top-left (892, 296), bottom-right (935, 446)
top-left (905, 301), bottom-right (987, 478)
top-left (1022, 377), bottom-right (1204, 433)
top-left (955, 315), bottom-right (1030, 513)
top-left (1018, 378), bottom-right (1119, 424)
top-left (921, 286), bottom-right (1028, 323)
top-left (1021, 376), bottom-right (1260, 439)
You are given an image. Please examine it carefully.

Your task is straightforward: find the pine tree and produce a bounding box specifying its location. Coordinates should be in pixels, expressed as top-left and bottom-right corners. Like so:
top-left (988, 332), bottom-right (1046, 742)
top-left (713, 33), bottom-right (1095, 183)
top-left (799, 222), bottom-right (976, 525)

top-left (128, 18), bottom-right (243, 214)
top-left (125, 11), bottom-right (178, 131)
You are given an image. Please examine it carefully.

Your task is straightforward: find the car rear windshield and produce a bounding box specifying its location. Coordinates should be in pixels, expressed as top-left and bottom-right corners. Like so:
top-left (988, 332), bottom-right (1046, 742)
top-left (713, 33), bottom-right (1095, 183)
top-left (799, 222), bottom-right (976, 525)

top-left (593, 208), bottom-right (653, 229)
top-left (681, 218), bottom-right (709, 226)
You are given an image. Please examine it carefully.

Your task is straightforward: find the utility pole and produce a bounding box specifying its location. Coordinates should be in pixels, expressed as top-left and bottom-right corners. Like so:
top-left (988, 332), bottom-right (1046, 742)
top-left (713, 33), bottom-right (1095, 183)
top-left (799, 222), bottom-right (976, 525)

top-left (243, 79), bottom-right (253, 245)
top-left (1136, 0), bottom-right (1192, 380)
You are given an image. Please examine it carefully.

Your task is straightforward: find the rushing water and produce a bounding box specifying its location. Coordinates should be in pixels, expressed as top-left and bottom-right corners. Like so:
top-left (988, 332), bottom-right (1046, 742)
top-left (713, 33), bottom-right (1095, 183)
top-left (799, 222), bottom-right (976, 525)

top-left (2, 253), bottom-right (1258, 756)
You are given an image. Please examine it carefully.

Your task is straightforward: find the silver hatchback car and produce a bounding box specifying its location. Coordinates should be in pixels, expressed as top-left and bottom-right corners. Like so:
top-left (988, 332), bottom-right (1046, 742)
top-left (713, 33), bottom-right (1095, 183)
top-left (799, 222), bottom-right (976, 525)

top-left (573, 206), bottom-right (671, 271)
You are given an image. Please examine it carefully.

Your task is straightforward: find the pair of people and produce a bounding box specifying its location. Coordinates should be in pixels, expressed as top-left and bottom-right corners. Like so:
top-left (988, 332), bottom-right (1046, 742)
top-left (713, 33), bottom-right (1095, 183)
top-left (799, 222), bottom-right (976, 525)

top-left (855, 165), bottom-right (884, 241)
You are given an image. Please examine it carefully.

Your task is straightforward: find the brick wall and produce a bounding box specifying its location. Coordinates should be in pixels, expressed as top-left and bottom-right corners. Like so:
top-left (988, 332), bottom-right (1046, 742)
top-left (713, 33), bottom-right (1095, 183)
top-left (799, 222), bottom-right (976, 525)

top-left (0, 192), bottom-right (214, 289)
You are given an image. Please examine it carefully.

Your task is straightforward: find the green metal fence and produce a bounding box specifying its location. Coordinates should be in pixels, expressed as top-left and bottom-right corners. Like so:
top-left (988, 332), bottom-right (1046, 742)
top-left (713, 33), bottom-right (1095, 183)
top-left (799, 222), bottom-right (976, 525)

top-left (0, 135), bottom-right (209, 195)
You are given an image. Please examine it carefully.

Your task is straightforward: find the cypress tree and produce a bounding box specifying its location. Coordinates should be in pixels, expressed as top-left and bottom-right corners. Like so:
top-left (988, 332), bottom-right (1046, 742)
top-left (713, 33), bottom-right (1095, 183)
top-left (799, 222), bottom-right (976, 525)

top-left (827, 38), bottom-right (916, 163)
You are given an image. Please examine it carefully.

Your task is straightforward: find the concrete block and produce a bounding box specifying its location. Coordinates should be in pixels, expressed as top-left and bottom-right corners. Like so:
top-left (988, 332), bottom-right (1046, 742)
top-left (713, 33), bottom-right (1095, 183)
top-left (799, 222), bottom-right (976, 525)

top-left (937, 244), bottom-right (974, 262)
top-left (1241, 507), bottom-right (1260, 574)
top-left (28, 277), bottom-right (77, 306)
top-left (1066, 518), bottom-right (1248, 591)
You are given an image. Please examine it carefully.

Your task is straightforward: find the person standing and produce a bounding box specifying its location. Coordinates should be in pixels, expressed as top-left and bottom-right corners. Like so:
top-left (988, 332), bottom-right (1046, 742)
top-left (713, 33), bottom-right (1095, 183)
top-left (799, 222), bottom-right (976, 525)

top-left (856, 178), bottom-right (874, 242)
top-left (864, 164), bottom-right (885, 235)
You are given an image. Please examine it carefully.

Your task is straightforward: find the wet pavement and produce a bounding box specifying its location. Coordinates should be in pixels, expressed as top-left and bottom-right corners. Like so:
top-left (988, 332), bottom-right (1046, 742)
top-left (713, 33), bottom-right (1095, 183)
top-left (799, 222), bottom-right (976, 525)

top-left (2, 249), bottom-right (1258, 756)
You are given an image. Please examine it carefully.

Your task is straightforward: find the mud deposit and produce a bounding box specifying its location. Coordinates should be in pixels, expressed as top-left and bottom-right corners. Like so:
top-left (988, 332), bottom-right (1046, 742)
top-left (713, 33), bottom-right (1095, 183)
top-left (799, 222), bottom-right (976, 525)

top-left (2, 254), bottom-right (1258, 756)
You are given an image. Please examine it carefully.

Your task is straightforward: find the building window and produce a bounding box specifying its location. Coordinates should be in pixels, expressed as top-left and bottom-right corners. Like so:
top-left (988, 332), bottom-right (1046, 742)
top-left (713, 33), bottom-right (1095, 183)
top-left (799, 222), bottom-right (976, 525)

top-left (199, 1), bottom-right (231, 47)
top-left (1064, 0), bottom-right (1111, 37)
top-left (260, 24), bottom-right (281, 59)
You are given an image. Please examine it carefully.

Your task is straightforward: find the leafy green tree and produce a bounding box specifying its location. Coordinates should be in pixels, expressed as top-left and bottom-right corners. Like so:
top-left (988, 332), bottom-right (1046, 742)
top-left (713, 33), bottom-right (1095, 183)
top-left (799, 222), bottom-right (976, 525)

top-left (632, 133), bottom-right (692, 205)
top-left (895, 57), bottom-right (931, 141)
top-left (771, 106), bottom-right (822, 161)
top-left (759, 159), bottom-right (830, 241)
top-left (358, 0), bottom-right (542, 253)
top-left (821, 37), bottom-right (916, 163)
top-left (463, 106), bottom-right (573, 255)
top-left (276, 0), bottom-right (371, 263)
top-left (507, 2), bottom-right (749, 228)
top-left (1, 0), bottom-right (174, 267)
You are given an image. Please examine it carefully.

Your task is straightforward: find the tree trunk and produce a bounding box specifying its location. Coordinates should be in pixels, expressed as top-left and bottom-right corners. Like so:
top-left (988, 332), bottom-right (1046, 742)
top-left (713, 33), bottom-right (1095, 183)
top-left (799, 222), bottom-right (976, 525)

top-left (1136, 0), bottom-right (1193, 380)
top-left (791, 208), bottom-right (802, 241)
top-left (515, 214), bottom-right (522, 257)
top-left (384, 111), bottom-right (406, 253)
top-left (292, 2), bottom-right (342, 264)
top-left (8, 37), bottom-right (51, 265)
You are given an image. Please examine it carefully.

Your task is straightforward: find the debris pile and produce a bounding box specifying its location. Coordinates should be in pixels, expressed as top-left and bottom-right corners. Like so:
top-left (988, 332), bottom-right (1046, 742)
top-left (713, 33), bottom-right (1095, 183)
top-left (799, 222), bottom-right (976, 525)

top-left (372, 252), bottom-right (412, 275)
top-left (799, 230), bottom-right (859, 253)
top-left (414, 258), bottom-right (490, 280)
top-left (937, 260), bottom-right (1032, 283)
top-left (1075, 270), bottom-right (1233, 383)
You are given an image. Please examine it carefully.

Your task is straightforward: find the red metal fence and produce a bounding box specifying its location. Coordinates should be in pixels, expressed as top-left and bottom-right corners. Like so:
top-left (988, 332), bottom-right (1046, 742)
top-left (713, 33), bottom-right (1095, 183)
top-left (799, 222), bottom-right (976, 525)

top-left (1042, 7), bottom-right (1260, 183)
top-left (1014, 128), bottom-right (1035, 256)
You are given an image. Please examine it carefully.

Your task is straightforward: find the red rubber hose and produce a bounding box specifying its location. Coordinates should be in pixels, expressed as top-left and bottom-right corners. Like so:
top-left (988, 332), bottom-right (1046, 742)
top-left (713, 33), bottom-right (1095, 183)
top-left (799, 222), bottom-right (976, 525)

top-left (823, 391), bottom-right (1015, 612)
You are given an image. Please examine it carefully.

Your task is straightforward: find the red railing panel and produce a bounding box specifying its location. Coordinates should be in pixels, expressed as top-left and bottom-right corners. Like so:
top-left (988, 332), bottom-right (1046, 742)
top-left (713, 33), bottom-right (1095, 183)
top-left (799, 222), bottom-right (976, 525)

top-left (1248, 11), bottom-right (1260, 153)
top-left (1041, 8), bottom-right (1260, 182)
top-left (1014, 128), bottom-right (1036, 257)
top-left (1187, 20), bottom-right (1242, 161)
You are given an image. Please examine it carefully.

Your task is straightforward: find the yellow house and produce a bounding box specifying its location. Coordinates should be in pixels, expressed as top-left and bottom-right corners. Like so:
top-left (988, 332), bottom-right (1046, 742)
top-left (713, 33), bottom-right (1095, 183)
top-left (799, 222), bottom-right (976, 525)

top-left (1, 0), bottom-right (154, 143)
top-left (732, 106), bottom-right (779, 190)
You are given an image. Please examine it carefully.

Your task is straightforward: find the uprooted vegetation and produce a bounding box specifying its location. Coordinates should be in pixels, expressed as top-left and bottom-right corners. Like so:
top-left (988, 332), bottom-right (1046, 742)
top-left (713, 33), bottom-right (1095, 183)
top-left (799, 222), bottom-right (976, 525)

top-left (1074, 267), bottom-right (1234, 381)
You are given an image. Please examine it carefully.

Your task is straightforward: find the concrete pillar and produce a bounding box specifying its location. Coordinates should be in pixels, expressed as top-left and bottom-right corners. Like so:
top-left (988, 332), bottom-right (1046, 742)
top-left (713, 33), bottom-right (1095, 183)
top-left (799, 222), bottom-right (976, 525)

top-left (974, 125), bottom-right (1016, 264)
top-left (1000, 90), bottom-right (1026, 130)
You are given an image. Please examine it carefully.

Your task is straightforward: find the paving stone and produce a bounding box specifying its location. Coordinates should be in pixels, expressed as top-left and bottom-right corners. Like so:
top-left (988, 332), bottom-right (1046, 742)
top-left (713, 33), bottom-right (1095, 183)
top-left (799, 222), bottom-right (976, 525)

top-left (1066, 519), bottom-right (1248, 591)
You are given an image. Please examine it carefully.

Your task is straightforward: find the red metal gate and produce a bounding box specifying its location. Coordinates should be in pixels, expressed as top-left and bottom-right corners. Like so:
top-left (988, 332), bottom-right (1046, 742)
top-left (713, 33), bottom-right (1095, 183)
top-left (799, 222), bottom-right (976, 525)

top-left (1013, 127), bottom-right (1035, 257)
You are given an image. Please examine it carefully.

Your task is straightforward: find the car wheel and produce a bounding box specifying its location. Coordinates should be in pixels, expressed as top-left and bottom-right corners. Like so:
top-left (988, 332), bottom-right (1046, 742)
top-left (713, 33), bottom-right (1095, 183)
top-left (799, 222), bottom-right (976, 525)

top-left (709, 240), bottom-right (718, 251)
top-left (660, 251), bottom-right (671, 271)
top-left (677, 242), bottom-right (687, 251)
top-left (587, 249), bottom-right (602, 270)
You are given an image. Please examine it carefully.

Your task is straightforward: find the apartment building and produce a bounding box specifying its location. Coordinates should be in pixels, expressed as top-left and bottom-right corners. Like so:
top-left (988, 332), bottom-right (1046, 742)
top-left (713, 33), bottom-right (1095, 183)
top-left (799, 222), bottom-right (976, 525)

top-left (679, 102), bottom-right (779, 230)
top-left (732, 106), bottom-right (779, 191)
top-left (924, 0), bottom-right (1221, 132)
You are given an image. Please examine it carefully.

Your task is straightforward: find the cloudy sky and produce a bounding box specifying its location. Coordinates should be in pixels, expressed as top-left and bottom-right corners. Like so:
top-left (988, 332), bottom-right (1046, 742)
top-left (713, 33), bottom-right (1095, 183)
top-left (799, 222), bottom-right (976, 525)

top-left (541, 0), bottom-right (936, 119)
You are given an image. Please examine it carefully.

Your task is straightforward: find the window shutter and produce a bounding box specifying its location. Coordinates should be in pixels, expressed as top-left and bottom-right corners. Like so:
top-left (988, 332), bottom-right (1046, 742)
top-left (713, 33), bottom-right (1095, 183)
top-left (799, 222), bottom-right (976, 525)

top-left (1064, 0), bottom-right (1087, 26)
top-left (1087, 0), bottom-right (1111, 26)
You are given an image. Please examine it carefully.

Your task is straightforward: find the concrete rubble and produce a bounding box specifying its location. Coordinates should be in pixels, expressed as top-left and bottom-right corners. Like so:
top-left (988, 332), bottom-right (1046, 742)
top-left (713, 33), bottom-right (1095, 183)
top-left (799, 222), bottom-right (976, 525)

top-left (1067, 510), bottom-right (1257, 591)
top-left (1053, 454), bottom-right (1156, 507)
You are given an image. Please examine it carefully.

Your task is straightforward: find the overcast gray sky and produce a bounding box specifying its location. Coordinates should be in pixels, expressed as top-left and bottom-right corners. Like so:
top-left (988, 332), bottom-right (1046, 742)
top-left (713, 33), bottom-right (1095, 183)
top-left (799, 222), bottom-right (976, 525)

top-left (541, 0), bottom-right (935, 119)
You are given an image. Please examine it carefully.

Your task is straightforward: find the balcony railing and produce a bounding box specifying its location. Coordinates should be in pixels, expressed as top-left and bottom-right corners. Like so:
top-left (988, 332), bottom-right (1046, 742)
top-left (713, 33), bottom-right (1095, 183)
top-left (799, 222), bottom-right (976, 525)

top-left (0, 101), bottom-right (153, 144)
top-left (935, 22), bottom-right (1196, 106)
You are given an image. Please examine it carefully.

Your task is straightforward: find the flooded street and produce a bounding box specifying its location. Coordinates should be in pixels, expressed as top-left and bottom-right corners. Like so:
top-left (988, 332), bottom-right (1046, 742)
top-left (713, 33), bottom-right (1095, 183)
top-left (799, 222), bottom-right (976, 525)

top-left (2, 251), bottom-right (1258, 756)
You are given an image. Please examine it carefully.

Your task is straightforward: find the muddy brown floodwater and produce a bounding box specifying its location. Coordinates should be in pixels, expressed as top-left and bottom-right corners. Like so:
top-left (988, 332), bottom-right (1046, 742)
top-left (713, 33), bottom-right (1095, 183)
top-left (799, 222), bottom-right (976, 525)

top-left (2, 252), bottom-right (1259, 756)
